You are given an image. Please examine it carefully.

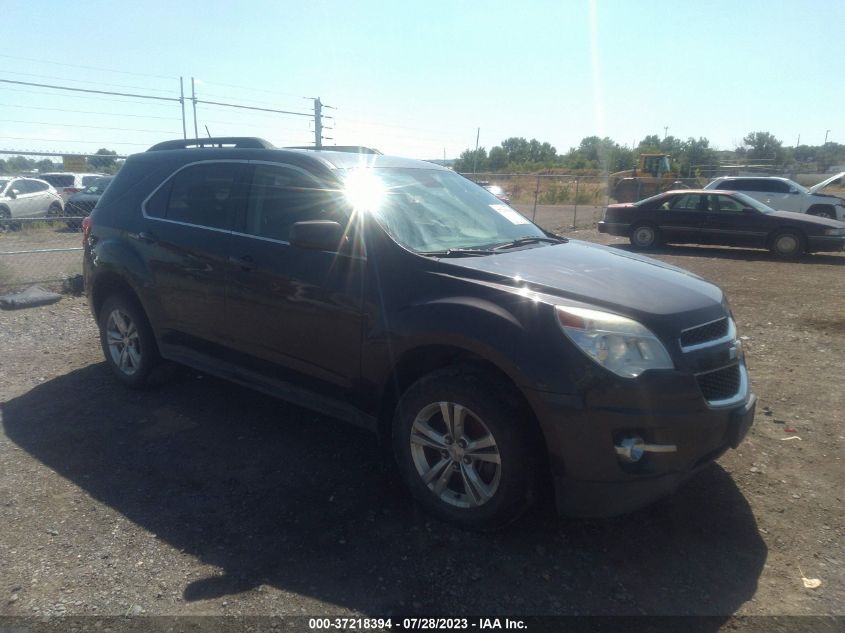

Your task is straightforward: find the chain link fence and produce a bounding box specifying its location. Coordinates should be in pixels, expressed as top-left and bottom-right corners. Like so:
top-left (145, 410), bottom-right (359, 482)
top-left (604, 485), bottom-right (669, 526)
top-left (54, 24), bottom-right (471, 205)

top-left (461, 172), bottom-right (611, 232)
top-left (0, 217), bottom-right (85, 291)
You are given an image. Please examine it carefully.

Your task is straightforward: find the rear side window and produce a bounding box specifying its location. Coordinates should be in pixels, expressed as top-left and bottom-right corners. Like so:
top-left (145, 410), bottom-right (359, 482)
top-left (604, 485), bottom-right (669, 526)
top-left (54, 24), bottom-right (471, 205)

top-left (244, 164), bottom-right (345, 242)
top-left (150, 162), bottom-right (247, 230)
top-left (81, 175), bottom-right (101, 186)
top-left (41, 174), bottom-right (74, 188)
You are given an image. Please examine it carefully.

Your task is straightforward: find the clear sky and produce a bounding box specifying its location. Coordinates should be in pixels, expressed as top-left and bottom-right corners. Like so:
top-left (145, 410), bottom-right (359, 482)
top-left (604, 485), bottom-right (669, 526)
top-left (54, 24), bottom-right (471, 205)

top-left (1, 0), bottom-right (841, 160)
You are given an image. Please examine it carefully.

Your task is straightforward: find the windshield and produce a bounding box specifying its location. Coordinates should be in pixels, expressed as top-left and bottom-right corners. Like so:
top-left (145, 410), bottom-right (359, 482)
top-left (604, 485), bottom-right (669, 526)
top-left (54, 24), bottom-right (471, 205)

top-left (342, 167), bottom-right (546, 253)
top-left (82, 177), bottom-right (112, 194)
top-left (734, 192), bottom-right (776, 213)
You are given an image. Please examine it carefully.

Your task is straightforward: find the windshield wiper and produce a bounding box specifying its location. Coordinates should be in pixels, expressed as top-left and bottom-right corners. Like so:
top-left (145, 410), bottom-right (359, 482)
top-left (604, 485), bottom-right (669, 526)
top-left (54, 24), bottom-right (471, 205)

top-left (492, 236), bottom-right (568, 250)
top-left (418, 247), bottom-right (496, 257)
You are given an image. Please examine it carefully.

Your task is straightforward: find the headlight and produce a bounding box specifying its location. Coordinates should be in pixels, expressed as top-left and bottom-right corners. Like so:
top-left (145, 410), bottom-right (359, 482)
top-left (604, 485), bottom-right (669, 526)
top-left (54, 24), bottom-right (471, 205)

top-left (556, 306), bottom-right (674, 378)
top-left (824, 228), bottom-right (845, 236)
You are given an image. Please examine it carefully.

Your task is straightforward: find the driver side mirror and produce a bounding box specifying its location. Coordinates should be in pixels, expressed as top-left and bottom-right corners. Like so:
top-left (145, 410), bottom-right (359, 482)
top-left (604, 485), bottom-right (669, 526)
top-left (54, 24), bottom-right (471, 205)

top-left (7, 189), bottom-right (18, 199)
top-left (289, 220), bottom-right (345, 251)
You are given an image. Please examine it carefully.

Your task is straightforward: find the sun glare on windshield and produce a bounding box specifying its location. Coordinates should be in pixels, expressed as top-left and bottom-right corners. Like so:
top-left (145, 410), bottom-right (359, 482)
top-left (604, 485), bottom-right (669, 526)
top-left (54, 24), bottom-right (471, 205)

top-left (344, 168), bottom-right (386, 212)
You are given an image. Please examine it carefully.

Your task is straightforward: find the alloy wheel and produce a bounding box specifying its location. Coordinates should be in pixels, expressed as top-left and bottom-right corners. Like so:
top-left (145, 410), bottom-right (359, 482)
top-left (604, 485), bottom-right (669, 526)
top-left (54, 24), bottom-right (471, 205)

top-left (409, 402), bottom-right (502, 508)
top-left (105, 309), bottom-right (142, 376)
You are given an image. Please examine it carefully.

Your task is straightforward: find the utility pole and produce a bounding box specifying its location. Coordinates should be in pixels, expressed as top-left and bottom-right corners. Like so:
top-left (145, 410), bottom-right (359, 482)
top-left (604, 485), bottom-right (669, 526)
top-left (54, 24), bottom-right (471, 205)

top-left (663, 126), bottom-right (669, 139)
top-left (191, 77), bottom-right (198, 140)
top-left (796, 134), bottom-right (800, 147)
top-left (314, 98), bottom-right (323, 149)
top-left (825, 129), bottom-right (831, 144)
top-left (179, 77), bottom-right (187, 139)
top-left (472, 127), bottom-right (480, 177)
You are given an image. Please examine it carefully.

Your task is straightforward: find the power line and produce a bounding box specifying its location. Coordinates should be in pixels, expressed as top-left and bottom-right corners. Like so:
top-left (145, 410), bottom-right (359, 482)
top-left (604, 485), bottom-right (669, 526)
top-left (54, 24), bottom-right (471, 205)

top-left (0, 53), bottom-right (177, 80)
top-left (197, 80), bottom-right (311, 101)
top-left (0, 69), bottom-right (177, 95)
top-left (0, 102), bottom-right (180, 121)
top-left (195, 97), bottom-right (312, 118)
top-left (0, 78), bottom-right (180, 103)
top-left (1, 119), bottom-right (180, 135)
top-left (0, 136), bottom-right (150, 147)
top-left (0, 86), bottom-right (179, 107)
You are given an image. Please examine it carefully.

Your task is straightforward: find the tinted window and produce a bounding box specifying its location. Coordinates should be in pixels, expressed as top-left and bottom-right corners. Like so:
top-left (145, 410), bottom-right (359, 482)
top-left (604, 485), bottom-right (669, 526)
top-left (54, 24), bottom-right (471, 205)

top-left (664, 193), bottom-right (711, 211)
top-left (81, 175), bottom-right (101, 186)
top-left (714, 195), bottom-right (743, 213)
top-left (16, 180), bottom-right (37, 194)
top-left (765, 180), bottom-right (790, 193)
top-left (30, 180), bottom-right (50, 192)
top-left (245, 164), bottom-right (345, 242)
top-left (163, 162), bottom-right (246, 229)
top-left (41, 174), bottom-right (74, 188)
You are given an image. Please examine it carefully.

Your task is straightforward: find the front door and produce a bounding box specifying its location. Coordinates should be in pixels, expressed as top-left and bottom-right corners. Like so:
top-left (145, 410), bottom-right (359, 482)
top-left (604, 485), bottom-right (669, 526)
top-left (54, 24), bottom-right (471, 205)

top-left (224, 162), bottom-right (365, 392)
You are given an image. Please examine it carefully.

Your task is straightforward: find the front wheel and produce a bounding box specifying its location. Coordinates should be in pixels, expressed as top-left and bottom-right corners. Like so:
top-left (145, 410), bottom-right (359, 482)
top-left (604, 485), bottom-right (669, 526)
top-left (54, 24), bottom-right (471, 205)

top-left (769, 230), bottom-right (805, 259)
top-left (98, 294), bottom-right (160, 388)
top-left (392, 368), bottom-right (536, 531)
top-left (630, 223), bottom-right (660, 250)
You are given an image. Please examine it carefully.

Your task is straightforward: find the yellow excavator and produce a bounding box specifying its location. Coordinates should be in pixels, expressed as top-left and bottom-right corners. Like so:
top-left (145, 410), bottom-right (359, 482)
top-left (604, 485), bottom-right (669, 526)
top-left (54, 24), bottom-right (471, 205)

top-left (610, 154), bottom-right (685, 202)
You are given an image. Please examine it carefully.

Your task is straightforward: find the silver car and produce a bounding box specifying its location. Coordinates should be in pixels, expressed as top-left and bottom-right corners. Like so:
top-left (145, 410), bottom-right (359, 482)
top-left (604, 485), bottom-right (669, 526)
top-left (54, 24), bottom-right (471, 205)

top-left (0, 177), bottom-right (64, 219)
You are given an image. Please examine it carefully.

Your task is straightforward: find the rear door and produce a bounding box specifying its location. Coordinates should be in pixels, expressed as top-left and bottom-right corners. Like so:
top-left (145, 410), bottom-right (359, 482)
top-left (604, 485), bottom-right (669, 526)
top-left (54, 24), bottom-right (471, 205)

top-left (224, 161), bottom-right (365, 392)
top-left (141, 160), bottom-right (249, 347)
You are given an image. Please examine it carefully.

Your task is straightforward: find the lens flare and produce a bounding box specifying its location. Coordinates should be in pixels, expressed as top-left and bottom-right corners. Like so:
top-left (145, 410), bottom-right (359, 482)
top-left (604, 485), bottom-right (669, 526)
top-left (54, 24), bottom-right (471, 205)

top-left (344, 168), bottom-right (385, 212)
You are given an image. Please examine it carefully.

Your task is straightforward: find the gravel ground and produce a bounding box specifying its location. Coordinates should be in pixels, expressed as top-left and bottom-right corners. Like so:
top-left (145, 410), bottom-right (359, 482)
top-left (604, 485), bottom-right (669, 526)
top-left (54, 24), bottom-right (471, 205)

top-left (0, 229), bottom-right (843, 625)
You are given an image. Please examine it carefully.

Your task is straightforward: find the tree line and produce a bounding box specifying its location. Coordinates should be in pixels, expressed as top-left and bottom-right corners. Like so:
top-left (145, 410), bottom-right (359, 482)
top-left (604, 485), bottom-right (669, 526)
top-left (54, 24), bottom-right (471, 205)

top-left (453, 132), bottom-right (845, 176)
top-left (0, 149), bottom-right (121, 175)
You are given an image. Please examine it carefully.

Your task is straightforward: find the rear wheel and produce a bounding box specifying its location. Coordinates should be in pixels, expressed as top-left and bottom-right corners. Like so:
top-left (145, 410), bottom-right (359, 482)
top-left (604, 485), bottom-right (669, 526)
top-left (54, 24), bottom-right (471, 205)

top-left (769, 230), bottom-right (805, 259)
top-left (98, 294), bottom-right (160, 388)
top-left (392, 368), bottom-right (536, 531)
top-left (630, 223), bottom-right (660, 250)
top-left (47, 202), bottom-right (63, 217)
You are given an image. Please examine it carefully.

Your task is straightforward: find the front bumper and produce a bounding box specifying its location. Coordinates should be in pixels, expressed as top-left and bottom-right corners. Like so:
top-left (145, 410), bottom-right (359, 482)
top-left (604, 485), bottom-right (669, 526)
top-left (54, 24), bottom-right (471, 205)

top-left (807, 235), bottom-right (845, 253)
top-left (525, 379), bottom-right (756, 518)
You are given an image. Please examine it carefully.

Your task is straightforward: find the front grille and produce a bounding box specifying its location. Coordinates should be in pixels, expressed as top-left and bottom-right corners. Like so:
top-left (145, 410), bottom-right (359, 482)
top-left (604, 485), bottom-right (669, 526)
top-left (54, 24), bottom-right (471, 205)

top-left (680, 317), bottom-right (729, 348)
top-left (697, 364), bottom-right (741, 402)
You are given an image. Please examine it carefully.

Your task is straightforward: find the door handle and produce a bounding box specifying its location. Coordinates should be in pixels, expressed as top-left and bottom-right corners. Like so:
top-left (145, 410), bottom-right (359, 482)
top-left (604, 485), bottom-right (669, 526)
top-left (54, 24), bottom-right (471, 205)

top-left (133, 231), bottom-right (157, 244)
top-left (229, 254), bottom-right (254, 271)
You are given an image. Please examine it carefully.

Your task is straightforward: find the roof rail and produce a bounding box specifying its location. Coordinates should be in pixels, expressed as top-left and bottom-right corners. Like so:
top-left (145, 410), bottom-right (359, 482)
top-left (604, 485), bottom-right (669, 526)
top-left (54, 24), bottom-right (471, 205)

top-left (147, 137), bottom-right (275, 151)
top-left (284, 145), bottom-right (382, 155)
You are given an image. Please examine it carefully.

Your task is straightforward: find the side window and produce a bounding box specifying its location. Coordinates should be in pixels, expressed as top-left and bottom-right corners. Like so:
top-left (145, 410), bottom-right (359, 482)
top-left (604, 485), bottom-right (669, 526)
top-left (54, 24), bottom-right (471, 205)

top-left (162, 162), bottom-right (246, 229)
top-left (30, 180), bottom-right (49, 192)
top-left (720, 180), bottom-right (745, 191)
top-left (715, 195), bottom-right (742, 213)
top-left (245, 164), bottom-right (345, 243)
top-left (766, 180), bottom-right (790, 193)
top-left (669, 194), bottom-right (709, 211)
top-left (17, 180), bottom-right (36, 194)
top-left (9, 179), bottom-right (24, 193)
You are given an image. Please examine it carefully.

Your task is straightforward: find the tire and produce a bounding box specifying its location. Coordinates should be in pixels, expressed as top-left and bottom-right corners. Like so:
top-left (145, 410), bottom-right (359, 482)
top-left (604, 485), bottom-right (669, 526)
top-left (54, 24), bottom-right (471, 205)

top-left (47, 202), bottom-right (63, 217)
top-left (0, 206), bottom-right (10, 230)
top-left (392, 367), bottom-right (536, 531)
top-left (769, 230), bottom-right (805, 259)
top-left (98, 293), bottom-right (160, 388)
top-left (629, 223), bottom-right (660, 250)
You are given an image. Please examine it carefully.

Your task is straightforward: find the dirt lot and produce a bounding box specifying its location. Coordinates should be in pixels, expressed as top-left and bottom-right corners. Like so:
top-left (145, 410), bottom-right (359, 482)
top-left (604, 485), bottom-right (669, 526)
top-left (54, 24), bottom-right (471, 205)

top-left (0, 228), bottom-right (843, 624)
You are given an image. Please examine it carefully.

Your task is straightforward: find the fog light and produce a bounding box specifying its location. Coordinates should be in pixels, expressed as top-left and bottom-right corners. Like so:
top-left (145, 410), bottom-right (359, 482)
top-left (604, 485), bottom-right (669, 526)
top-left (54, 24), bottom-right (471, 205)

top-left (615, 437), bottom-right (645, 463)
top-left (615, 437), bottom-right (678, 463)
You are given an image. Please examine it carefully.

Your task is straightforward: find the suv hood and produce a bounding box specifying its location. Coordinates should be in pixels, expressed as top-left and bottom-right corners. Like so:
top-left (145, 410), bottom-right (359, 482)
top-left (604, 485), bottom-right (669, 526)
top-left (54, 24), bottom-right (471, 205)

top-left (436, 240), bottom-right (725, 323)
top-left (808, 171), bottom-right (844, 194)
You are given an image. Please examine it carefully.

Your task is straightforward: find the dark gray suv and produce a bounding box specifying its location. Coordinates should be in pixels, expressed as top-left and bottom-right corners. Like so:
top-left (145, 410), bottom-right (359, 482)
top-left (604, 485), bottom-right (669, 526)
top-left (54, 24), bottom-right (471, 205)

top-left (83, 137), bottom-right (756, 530)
